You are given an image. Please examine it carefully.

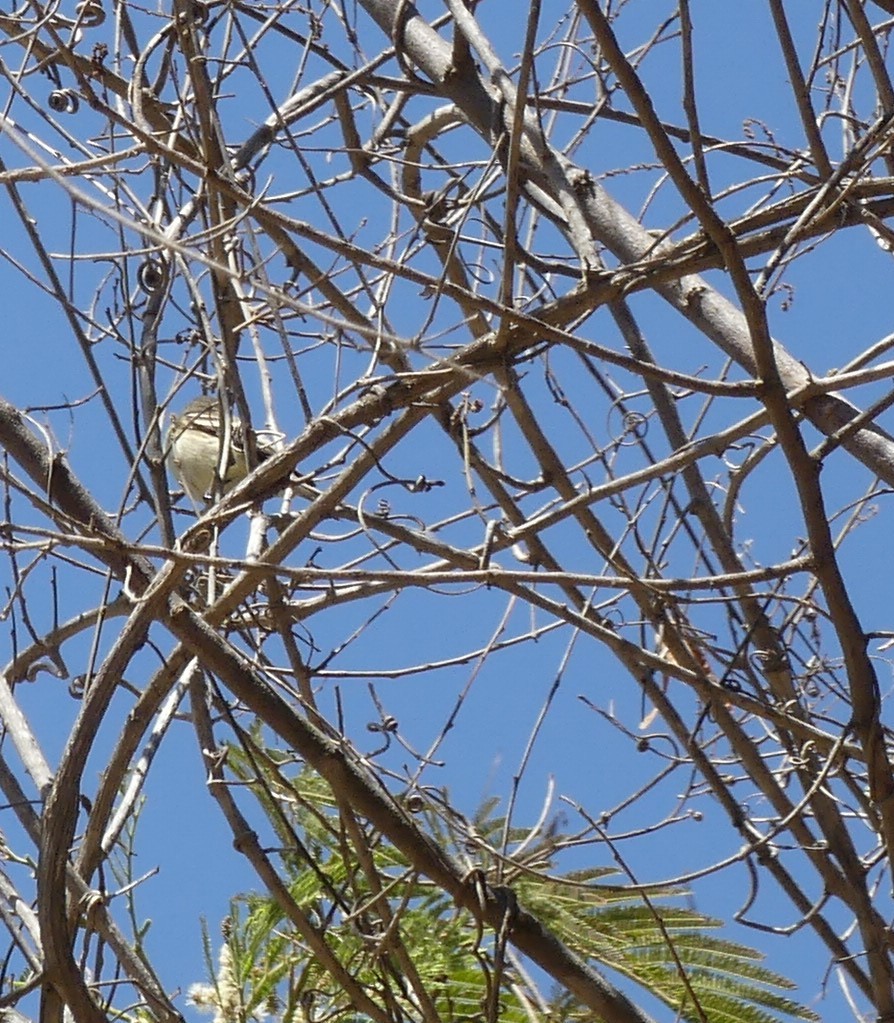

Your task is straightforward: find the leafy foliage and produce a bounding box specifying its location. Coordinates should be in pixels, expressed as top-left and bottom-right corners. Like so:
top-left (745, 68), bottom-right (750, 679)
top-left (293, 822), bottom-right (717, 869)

top-left (193, 753), bottom-right (816, 1023)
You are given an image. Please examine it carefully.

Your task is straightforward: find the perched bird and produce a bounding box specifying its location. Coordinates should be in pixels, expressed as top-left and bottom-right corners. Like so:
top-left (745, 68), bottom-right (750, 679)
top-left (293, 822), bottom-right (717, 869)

top-left (167, 395), bottom-right (268, 504)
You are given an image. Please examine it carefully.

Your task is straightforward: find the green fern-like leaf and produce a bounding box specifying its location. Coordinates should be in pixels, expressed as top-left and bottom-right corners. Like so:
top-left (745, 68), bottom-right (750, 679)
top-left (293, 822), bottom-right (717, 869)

top-left (210, 750), bottom-right (817, 1023)
top-left (520, 875), bottom-right (818, 1023)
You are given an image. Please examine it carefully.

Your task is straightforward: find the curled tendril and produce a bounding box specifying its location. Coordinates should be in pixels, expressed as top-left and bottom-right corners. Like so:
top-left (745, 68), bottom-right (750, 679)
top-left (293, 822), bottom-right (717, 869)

top-left (607, 400), bottom-right (650, 447)
top-left (599, 605), bottom-right (627, 629)
top-left (620, 410), bottom-right (648, 443)
top-left (48, 89), bottom-right (80, 114)
top-left (721, 437), bottom-right (758, 471)
top-left (750, 647), bottom-right (791, 677)
top-left (75, 0), bottom-right (105, 27)
top-left (137, 258), bottom-right (167, 294)
top-left (403, 793), bottom-right (425, 813)
top-left (464, 260), bottom-right (496, 286)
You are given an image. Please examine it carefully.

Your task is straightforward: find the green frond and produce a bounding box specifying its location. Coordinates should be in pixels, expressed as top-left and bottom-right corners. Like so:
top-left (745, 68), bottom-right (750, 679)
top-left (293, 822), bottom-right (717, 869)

top-left (519, 877), bottom-right (818, 1023)
top-left (205, 756), bottom-right (816, 1023)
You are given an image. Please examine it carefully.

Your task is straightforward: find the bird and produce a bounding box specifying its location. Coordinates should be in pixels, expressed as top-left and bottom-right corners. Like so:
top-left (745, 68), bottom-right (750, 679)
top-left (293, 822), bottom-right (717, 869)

top-left (166, 395), bottom-right (269, 505)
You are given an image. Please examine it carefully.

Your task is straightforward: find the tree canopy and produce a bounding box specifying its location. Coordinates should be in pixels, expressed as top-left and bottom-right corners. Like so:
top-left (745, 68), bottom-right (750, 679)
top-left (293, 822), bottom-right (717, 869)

top-left (1, 3), bottom-right (894, 1022)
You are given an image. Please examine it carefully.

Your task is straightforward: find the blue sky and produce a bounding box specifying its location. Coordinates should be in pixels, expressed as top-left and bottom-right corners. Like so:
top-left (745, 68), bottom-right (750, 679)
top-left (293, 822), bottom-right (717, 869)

top-left (2, 3), bottom-right (893, 1021)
